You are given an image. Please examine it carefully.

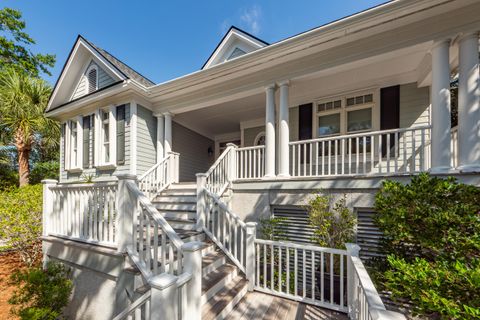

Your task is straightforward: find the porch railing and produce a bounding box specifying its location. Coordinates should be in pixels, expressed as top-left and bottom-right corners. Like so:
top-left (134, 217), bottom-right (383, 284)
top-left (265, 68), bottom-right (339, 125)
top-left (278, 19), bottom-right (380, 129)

top-left (138, 152), bottom-right (179, 200)
top-left (236, 145), bottom-right (265, 179)
top-left (112, 290), bottom-right (151, 320)
top-left (451, 126), bottom-right (458, 168)
top-left (44, 181), bottom-right (118, 247)
top-left (204, 144), bottom-right (236, 195)
top-left (289, 126), bottom-right (431, 177)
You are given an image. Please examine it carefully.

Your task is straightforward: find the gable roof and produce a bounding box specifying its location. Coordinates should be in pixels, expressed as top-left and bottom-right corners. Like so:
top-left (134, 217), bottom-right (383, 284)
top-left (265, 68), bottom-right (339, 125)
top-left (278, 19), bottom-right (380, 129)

top-left (202, 26), bottom-right (269, 69)
top-left (47, 35), bottom-right (154, 112)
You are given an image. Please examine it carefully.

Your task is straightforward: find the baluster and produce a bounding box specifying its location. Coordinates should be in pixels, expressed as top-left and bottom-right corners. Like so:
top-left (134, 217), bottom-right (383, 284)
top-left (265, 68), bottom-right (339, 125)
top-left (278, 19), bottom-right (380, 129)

top-left (378, 134), bottom-right (383, 174)
top-left (322, 141), bottom-right (325, 176)
top-left (340, 254), bottom-right (344, 307)
top-left (341, 138), bottom-right (345, 175)
top-left (294, 248), bottom-right (298, 296)
top-left (348, 138), bottom-right (352, 175)
top-left (109, 188), bottom-right (115, 243)
top-left (335, 140), bottom-right (338, 175)
top-left (286, 247), bottom-right (290, 295)
top-left (315, 142), bottom-right (319, 176)
top-left (256, 243), bottom-right (260, 287)
top-left (292, 145), bottom-right (296, 176)
top-left (363, 136), bottom-right (367, 174)
top-left (386, 134), bottom-right (391, 173)
top-left (321, 251), bottom-right (324, 302)
top-left (168, 244), bottom-right (174, 274)
top-left (356, 137), bottom-right (360, 174)
top-left (412, 129), bottom-right (416, 172)
top-left (240, 226), bottom-right (244, 268)
top-left (263, 244), bottom-right (267, 288)
top-left (270, 245), bottom-right (274, 291)
top-left (303, 249), bottom-right (306, 298)
top-left (103, 187), bottom-right (109, 242)
top-left (394, 132), bottom-right (399, 172)
top-left (420, 129), bottom-right (425, 171)
top-left (161, 230), bottom-right (166, 273)
top-left (278, 246), bottom-right (282, 292)
top-left (403, 130), bottom-right (407, 173)
top-left (233, 219), bottom-right (238, 259)
top-left (371, 135), bottom-right (375, 173)
top-left (309, 143), bottom-right (312, 176)
top-left (312, 251), bottom-right (315, 300)
top-left (303, 144), bottom-right (307, 177)
top-left (330, 253), bottom-right (334, 305)
top-left (145, 217), bottom-right (151, 272)
top-left (328, 140), bottom-right (332, 175)
top-left (297, 144), bottom-right (301, 176)
top-left (93, 188), bottom-right (98, 240)
top-left (153, 223), bottom-right (158, 275)
top-left (139, 206), bottom-right (144, 260)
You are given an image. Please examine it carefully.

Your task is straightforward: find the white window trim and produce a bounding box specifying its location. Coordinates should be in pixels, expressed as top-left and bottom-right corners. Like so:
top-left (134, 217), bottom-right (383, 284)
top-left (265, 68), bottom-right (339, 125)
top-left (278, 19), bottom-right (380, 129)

top-left (86, 64), bottom-right (99, 94)
top-left (64, 118), bottom-right (83, 173)
top-left (95, 105), bottom-right (117, 170)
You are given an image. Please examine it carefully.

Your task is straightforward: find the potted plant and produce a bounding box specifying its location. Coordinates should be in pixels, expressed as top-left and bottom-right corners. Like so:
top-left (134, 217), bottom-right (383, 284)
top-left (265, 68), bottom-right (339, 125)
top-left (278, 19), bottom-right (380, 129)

top-left (305, 193), bottom-right (356, 304)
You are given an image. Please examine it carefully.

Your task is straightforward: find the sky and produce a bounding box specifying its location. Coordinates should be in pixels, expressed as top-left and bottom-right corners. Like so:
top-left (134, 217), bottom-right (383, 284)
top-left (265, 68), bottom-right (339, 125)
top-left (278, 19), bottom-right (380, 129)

top-left (4, 0), bottom-right (387, 85)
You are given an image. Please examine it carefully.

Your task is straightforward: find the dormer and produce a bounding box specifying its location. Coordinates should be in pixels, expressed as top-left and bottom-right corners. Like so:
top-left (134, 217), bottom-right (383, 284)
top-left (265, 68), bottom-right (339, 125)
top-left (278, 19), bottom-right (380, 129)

top-left (202, 26), bottom-right (268, 69)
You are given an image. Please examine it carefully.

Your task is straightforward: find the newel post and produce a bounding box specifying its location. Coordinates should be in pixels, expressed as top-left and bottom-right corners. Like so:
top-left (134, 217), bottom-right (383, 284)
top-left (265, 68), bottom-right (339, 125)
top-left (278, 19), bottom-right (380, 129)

top-left (42, 179), bottom-right (57, 237)
top-left (196, 173), bottom-right (207, 232)
top-left (181, 241), bottom-right (203, 320)
top-left (346, 243), bottom-right (361, 320)
top-left (150, 273), bottom-right (179, 320)
top-left (245, 222), bottom-right (257, 291)
top-left (226, 143), bottom-right (238, 183)
top-left (168, 151), bottom-right (180, 183)
top-left (116, 174), bottom-right (137, 253)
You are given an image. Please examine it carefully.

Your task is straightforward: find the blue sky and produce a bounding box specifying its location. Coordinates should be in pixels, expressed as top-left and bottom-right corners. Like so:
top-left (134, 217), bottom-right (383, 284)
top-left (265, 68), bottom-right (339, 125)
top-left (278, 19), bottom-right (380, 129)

top-left (4, 0), bottom-right (387, 85)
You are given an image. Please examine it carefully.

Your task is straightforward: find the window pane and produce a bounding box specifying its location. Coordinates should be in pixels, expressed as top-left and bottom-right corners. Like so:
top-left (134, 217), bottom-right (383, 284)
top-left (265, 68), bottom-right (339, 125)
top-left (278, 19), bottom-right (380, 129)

top-left (347, 108), bottom-right (372, 132)
top-left (116, 105), bottom-right (126, 165)
top-left (318, 113), bottom-right (340, 136)
top-left (364, 94), bottom-right (373, 103)
top-left (346, 97), bottom-right (355, 106)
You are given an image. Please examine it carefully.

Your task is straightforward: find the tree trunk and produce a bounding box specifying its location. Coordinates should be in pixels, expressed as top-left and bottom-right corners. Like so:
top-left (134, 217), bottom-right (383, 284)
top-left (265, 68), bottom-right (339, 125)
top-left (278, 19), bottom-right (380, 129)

top-left (15, 130), bottom-right (32, 187)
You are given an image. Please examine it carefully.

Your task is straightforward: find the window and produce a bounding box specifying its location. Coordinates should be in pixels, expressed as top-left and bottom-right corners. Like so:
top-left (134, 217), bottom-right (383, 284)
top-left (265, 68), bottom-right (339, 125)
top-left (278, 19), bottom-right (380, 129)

top-left (86, 66), bottom-right (98, 93)
top-left (82, 115), bottom-right (94, 168)
top-left (71, 121), bottom-right (78, 168)
top-left (316, 92), bottom-right (374, 138)
top-left (116, 105), bottom-right (126, 165)
top-left (102, 110), bottom-right (110, 163)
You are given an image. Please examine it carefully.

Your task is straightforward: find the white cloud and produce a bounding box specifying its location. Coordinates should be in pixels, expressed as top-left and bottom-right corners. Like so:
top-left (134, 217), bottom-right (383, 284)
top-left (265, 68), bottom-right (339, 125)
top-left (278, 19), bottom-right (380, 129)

top-left (240, 5), bottom-right (262, 35)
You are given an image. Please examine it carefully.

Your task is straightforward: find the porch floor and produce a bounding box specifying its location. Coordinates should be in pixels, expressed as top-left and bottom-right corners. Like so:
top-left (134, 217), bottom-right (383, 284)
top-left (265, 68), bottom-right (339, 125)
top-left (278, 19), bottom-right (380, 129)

top-left (226, 291), bottom-right (348, 320)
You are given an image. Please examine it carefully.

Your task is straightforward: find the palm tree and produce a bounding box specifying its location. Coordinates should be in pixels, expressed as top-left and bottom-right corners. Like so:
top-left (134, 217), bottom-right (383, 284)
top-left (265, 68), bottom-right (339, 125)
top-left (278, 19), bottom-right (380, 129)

top-left (0, 69), bottom-right (59, 186)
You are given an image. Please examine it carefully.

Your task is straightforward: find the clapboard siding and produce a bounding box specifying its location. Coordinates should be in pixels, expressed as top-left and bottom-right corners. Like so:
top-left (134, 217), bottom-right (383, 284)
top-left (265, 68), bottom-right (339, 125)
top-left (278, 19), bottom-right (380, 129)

top-left (59, 104), bottom-right (130, 182)
top-left (71, 61), bottom-right (115, 100)
top-left (136, 105), bottom-right (157, 176)
top-left (289, 107), bottom-right (299, 142)
top-left (399, 83), bottom-right (430, 128)
top-left (173, 122), bottom-right (214, 182)
top-left (244, 126), bottom-right (264, 147)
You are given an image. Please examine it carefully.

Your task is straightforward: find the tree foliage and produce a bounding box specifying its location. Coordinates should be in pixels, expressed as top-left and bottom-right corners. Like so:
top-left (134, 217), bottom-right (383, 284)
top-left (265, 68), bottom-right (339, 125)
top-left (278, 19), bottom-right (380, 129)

top-left (9, 261), bottom-right (72, 320)
top-left (374, 173), bottom-right (480, 319)
top-left (0, 7), bottom-right (55, 76)
top-left (0, 184), bottom-right (43, 266)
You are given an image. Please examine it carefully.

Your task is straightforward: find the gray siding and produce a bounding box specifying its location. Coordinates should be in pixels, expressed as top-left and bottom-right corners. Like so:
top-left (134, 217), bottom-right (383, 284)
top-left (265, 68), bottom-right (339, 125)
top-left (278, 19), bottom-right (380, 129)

top-left (399, 83), bottom-right (430, 128)
top-left (243, 126), bottom-right (264, 147)
top-left (136, 105), bottom-right (157, 176)
top-left (71, 61), bottom-right (115, 100)
top-left (173, 122), bottom-right (214, 182)
top-left (60, 104), bottom-right (131, 182)
top-left (290, 107), bottom-right (299, 142)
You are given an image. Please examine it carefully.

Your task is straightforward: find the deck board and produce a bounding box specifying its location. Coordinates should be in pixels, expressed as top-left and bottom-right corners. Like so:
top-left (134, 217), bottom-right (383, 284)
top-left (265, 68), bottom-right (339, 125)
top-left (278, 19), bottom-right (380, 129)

top-left (227, 291), bottom-right (348, 320)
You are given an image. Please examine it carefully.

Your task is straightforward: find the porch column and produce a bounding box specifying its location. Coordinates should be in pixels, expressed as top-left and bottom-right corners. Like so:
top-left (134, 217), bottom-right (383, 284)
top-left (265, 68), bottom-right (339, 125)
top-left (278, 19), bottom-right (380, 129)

top-left (457, 32), bottom-right (480, 171)
top-left (278, 80), bottom-right (290, 177)
top-left (156, 114), bottom-right (165, 161)
top-left (265, 84), bottom-right (276, 178)
top-left (164, 112), bottom-right (173, 155)
top-left (430, 39), bottom-right (452, 173)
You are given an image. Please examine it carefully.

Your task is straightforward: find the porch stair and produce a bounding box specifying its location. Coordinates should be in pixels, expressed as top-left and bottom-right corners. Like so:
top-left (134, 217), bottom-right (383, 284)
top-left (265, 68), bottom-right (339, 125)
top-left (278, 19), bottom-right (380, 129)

top-left (125, 233), bottom-right (249, 320)
top-left (152, 182), bottom-right (197, 231)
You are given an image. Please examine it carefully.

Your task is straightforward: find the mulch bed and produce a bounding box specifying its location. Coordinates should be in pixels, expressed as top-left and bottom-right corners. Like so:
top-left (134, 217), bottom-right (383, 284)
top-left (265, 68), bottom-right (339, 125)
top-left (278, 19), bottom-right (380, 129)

top-left (0, 251), bottom-right (24, 320)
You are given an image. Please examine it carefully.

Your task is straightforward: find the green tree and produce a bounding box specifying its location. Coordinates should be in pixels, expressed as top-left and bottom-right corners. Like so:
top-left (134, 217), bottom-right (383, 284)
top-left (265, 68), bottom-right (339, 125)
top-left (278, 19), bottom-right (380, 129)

top-left (0, 7), bottom-right (55, 76)
top-left (0, 69), bottom-right (59, 186)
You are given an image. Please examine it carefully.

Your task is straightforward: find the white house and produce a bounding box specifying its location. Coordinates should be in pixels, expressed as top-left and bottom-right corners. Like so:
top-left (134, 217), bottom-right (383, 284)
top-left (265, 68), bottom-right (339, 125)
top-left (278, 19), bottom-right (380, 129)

top-left (42, 0), bottom-right (480, 319)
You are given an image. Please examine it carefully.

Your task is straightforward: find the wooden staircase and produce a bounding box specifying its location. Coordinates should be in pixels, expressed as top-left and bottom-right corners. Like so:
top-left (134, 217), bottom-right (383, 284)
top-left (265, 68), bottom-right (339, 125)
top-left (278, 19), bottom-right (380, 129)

top-left (125, 231), bottom-right (249, 320)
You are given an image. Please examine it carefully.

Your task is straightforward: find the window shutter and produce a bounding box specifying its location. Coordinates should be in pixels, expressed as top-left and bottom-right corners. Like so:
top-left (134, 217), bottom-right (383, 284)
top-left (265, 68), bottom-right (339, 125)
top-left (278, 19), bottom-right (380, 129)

top-left (82, 116), bottom-right (91, 168)
top-left (116, 105), bottom-right (126, 165)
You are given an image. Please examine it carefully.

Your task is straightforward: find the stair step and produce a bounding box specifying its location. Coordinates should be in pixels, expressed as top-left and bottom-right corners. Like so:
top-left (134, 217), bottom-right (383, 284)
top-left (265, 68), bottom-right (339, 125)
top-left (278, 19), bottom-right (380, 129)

top-left (202, 250), bottom-right (227, 276)
top-left (162, 210), bottom-right (197, 220)
top-left (168, 183), bottom-right (196, 190)
top-left (154, 196), bottom-right (197, 203)
top-left (154, 203), bottom-right (196, 211)
top-left (161, 190), bottom-right (197, 196)
top-left (201, 277), bottom-right (248, 320)
top-left (166, 218), bottom-right (197, 230)
top-left (201, 263), bottom-right (238, 305)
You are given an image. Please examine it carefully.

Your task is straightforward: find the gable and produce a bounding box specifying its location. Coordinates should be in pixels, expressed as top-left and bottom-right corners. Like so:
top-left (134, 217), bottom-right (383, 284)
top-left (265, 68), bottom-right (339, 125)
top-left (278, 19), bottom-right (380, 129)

top-left (71, 60), bottom-right (115, 100)
top-left (202, 26), bottom-right (268, 69)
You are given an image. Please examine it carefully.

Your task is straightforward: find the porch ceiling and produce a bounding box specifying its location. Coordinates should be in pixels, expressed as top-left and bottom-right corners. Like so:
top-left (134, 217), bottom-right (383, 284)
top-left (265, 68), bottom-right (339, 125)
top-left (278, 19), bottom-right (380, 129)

top-left (174, 93), bottom-right (264, 138)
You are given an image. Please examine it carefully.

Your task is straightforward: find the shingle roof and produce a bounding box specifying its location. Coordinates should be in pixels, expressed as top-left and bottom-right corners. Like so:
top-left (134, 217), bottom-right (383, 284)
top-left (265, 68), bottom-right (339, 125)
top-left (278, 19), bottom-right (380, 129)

top-left (81, 36), bottom-right (156, 88)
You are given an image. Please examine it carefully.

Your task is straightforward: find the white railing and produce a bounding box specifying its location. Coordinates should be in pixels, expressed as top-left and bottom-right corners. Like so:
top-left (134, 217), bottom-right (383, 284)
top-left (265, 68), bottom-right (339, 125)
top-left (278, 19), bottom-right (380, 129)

top-left (289, 126), bottom-right (431, 177)
top-left (254, 239), bottom-right (349, 312)
top-left (451, 126), bottom-right (458, 168)
top-left (236, 145), bottom-right (265, 180)
top-left (126, 180), bottom-right (184, 278)
top-left (204, 145), bottom-right (235, 196)
top-left (346, 244), bottom-right (405, 320)
top-left (112, 291), bottom-right (151, 320)
top-left (45, 181), bottom-right (118, 247)
top-left (201, 188), bottom-right (248, 273)
top-left (139, 152), bottom-right (179, 200)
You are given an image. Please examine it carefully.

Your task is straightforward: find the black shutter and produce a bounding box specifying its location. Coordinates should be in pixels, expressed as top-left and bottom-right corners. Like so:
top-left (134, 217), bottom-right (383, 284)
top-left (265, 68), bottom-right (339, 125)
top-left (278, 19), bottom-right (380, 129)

top-left (298, 103), bottom-right (313, 163)
top-left (82, 116), bottom-right (90, 168)
top-left (380, 86), bottom-right (400, 156)
top-left (116, 105), bottom-right (126, 165)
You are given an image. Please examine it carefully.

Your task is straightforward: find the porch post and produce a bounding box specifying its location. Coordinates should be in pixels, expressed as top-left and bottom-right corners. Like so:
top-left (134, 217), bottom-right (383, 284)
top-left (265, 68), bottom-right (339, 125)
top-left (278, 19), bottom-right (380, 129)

top-left (278, 80), bottom-right (290, 178)
top-left (156, 114), bottom-right (165, 161)
top-left (265, 84), bottom-right (276, 178)
top-left (430, 39), bottom-right (452, 173)
top-left (116, 174), bottom-right (137, 253)
top-left (457, 32), bottom-right (480, 171)
top-left (164, 112), bottom-right (173, 155)
top-left (150, 273), bottom-right (179, 320)
top-left (181, 241), bottom-right (203, 320)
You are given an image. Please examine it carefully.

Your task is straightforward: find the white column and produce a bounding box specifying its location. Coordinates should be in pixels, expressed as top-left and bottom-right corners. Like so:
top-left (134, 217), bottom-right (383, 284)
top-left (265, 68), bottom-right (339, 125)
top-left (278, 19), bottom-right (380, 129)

top-left (115, 174), bottom-right (137, 253)
top-left (245, 222), bottom-right (257, 291)
top-left (265, 85), bottom-right (276, 178)
top-left (181, 241), bottom-right (203, 320)
top-left (150, 273), bottom-right (179, 320)
top-left (278, 81), bottom-right (290, 177)
top-left (458, 32), bottom-right (480, 172)
top-left (430, 39), bottom-right (452, 173)
top-left (164, 112), bottom-right (173, 155)
top-left (156, 114), bottom-right (165, 162)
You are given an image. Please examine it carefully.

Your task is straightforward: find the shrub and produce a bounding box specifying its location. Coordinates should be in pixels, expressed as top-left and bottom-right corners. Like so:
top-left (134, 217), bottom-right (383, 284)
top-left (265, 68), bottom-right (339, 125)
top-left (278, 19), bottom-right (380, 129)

top-left (29, 161), bottom-right (59, 185)
top-left (0, 185), bottom-right (43, 266)
top-left (0, 163), bottom-right (18, 190)
top-left (259, 216), bottom-right (289, 240)
top-left (9, 261), bottom-right (73, 320)
top-left (374, 173), bottom-right (480, 319)
top-left (306, 193), bottom-right (356, 249)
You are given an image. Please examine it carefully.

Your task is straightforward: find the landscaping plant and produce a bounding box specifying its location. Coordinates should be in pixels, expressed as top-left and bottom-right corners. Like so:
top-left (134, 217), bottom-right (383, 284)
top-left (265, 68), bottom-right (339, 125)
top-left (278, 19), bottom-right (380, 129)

top-left (374, 173), bottom-right (480, 319)
top-left (9, 261), bottom-right (72, 320)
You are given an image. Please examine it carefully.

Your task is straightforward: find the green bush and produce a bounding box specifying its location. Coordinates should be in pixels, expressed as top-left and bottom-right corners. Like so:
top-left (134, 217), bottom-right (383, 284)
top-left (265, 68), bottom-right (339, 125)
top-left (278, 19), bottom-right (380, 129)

top-left (0, 163), bottom-right (18, 190)
top-left (9, 261), bottom-right (73, 320)
top-left (259, 216), bottom-right (288, 240)
top-left (374, 173), bottom-right (480, 319)
top-left (29, 161), bottom-right (59, 185)
top-left (0, 185), bottom-right (43, 266)
top-left (306, 193), bottom-right (356, 249)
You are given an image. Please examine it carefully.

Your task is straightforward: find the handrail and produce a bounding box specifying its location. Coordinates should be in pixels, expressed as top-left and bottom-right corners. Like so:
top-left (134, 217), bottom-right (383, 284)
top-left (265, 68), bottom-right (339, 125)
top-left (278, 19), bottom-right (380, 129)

top-left (255, 238), bottom-right (347, 255)
top-left (138, 152), bottom-right (179, 200)
top-left (289, 125), bottom-right (432, 145)
top-left (139, 155), bottom-right (169, 181)
top-left (203, 188), bottom-right (246, 228)
top-left (50, 181), bottom-right (117, 189)
top-left (237, 145), bottom-right (266, 151)
top-left (126, 181), bottom-right (184, 251)
top-left (205, 145), bottom-right (235, 177)
top-left (112, 290), bottom-right (151, 320)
